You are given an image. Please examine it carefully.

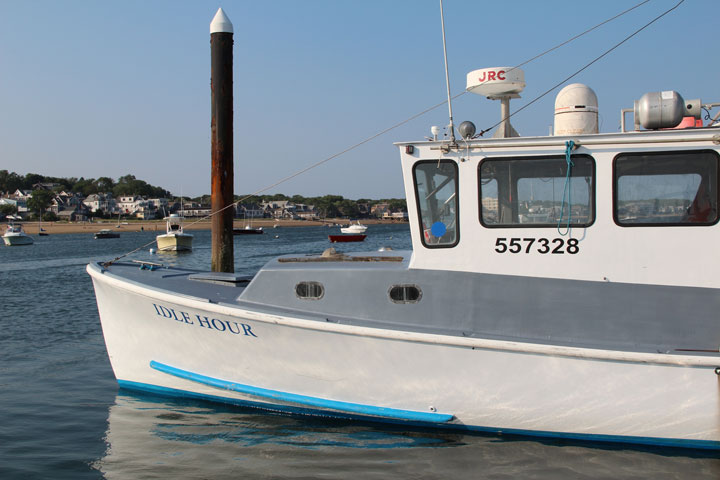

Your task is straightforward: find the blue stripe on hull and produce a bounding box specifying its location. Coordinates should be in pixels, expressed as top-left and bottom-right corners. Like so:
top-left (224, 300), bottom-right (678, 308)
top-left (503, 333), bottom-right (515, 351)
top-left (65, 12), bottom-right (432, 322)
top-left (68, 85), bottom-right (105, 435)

top-left (118, 378), bottom-right (720, 451)
top-left (149, 360), bottom-right (454, 423)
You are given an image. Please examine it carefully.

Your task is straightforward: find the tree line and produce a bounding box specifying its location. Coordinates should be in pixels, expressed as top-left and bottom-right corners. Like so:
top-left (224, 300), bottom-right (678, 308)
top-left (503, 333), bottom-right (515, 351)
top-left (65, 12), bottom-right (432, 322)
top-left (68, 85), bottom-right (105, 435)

top-left (0, 171), bottom-right (407, 219)
top-left (231, 194), bottom-right (407, 219)
top-left (0, 171), bottom-right (170, 199)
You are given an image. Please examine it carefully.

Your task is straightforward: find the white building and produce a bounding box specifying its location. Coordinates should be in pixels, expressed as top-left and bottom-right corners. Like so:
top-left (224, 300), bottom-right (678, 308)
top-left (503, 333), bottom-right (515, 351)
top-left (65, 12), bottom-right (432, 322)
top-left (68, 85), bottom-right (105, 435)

top-left (83, 193), bottom-right (117, 214)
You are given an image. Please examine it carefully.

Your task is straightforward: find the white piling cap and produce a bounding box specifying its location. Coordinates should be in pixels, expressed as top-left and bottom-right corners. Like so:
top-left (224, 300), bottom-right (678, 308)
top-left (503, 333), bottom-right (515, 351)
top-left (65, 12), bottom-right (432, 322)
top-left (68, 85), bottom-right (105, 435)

top-left (210, 8), bottom-right (233, 34)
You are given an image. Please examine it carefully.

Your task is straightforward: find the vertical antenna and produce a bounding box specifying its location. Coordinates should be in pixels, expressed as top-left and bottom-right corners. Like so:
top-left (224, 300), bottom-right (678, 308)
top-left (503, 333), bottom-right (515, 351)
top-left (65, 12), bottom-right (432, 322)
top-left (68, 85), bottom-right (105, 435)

top-left (439, 0), bottom-right (456, 145)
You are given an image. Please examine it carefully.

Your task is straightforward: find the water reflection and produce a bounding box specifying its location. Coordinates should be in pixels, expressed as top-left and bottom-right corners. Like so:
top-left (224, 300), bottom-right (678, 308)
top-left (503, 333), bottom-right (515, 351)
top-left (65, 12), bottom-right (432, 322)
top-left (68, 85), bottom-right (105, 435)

top-left (93, 390), bottom-right (720, 479)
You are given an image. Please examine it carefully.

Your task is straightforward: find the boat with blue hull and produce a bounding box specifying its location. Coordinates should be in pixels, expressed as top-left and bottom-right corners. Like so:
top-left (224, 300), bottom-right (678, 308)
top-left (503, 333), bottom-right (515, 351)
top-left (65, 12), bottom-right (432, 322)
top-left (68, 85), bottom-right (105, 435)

top-left (87, 8), bottom-right (720, 450)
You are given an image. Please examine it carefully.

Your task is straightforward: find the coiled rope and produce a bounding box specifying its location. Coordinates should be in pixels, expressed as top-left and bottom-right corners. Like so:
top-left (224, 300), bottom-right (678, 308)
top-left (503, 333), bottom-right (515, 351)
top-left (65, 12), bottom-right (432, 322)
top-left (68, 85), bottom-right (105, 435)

top-left (557, 140), bottom-right (576, 236)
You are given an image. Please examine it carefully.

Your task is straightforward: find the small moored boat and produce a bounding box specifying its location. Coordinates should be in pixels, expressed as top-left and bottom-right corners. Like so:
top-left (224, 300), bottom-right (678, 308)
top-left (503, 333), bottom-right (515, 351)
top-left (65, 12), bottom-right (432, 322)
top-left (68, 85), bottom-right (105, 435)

top-left (156, 214), bottom-right (193, 252)
top-left (233, 225), bottom-right (264, 235)
top-left (95, 229), bottom-right (120, 239)
top-left (328, 234), bottom-right (366, 243)
top-left (3, 223), bottom-right (33, 246)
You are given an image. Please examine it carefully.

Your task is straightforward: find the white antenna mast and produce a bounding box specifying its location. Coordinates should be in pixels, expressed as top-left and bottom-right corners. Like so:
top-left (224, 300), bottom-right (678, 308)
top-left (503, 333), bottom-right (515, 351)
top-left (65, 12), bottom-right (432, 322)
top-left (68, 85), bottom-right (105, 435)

top-left (439, 0), bottom-right (456, 145)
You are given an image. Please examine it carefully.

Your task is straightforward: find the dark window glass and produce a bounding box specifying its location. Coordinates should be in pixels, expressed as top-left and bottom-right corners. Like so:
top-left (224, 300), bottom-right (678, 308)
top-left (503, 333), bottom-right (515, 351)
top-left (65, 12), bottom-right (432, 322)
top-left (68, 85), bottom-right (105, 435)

top-left (614, 150), bottom-right (719, 226)
top-left (413, 160), bottom-right (459, 247)
top-left (479, 155), bottom-right (595, 228)
top-left (295, 282), bottom-right (324, 300)
top-left (389, 285), bottom-right (422, 304)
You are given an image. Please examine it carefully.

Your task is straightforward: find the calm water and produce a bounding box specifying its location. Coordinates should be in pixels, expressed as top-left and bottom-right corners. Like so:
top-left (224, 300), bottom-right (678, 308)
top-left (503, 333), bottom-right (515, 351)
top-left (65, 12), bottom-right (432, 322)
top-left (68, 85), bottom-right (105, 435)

top-left (1, 224), bottom-right (718, 479)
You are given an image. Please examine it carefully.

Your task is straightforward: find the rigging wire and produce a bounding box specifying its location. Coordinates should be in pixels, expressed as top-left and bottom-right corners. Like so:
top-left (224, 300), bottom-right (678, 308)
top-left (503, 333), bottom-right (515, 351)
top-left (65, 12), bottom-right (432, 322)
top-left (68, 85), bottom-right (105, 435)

top-left (478, 0), bottom-right (685, 136)
top-left (512, 0), bottom-right (651, 72)
top-left (103, 0), bottom-right (674, 265)
top-left (222, 0), bottom-right (659, 207)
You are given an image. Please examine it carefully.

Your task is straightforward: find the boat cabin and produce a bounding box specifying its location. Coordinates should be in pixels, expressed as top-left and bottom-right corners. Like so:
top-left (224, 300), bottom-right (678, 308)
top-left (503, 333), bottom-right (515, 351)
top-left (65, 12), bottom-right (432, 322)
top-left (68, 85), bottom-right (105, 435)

top-left (397, 89), bottom-right (720, 291)
top-left (166, 214), bottom-right (184, 233)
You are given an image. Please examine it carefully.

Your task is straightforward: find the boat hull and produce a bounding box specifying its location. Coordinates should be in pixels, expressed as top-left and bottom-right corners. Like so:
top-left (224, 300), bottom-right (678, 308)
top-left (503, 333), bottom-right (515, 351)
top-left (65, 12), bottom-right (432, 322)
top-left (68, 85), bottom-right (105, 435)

top-left (329, 234), bottom-right (366, 242)
top-left (95, 232), bottom-right (120, 239)
top-left (156, 233), bottom-right (193, 251)
top-left (87, 263), bottom-right (720, 449)
top-left (233, 228), bottom-right (263, 235)
top-left (3, 234), bottom-right (33, 246)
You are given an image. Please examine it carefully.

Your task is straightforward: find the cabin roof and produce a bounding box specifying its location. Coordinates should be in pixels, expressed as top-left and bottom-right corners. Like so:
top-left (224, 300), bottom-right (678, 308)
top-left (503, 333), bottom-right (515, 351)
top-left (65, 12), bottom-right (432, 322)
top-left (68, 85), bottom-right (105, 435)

top-left (394, 125), bottom-right (720, 149)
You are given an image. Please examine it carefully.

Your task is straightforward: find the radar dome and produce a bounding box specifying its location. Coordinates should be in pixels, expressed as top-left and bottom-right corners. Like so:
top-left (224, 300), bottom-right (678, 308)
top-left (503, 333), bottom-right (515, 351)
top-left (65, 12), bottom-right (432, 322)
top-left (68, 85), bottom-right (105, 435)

top-left (466, 67), bottom-right (525, 98)
top-left (554, 84), bottom-right (598, 135)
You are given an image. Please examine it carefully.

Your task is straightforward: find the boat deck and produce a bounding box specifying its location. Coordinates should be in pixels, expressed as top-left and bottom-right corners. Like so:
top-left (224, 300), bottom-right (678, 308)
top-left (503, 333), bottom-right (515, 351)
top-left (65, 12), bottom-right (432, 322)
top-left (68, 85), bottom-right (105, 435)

top-left (90, 249), bottom-right (410, 310)
top-left (89, 248), bottom-right (720, 359)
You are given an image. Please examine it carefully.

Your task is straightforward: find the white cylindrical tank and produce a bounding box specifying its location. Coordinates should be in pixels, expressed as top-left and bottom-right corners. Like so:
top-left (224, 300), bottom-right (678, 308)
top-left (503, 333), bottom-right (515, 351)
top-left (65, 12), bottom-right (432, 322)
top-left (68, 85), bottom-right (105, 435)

top-left (634, 91), bottom-right (685, 129)
top-left (554, 84), bottom-right (599, 135)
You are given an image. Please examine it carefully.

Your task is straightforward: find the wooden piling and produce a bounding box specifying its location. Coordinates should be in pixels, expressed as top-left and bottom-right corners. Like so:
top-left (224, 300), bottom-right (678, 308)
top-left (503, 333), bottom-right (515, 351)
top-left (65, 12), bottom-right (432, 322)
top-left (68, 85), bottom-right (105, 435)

top-left (210, 8), bottom-right (234, 273)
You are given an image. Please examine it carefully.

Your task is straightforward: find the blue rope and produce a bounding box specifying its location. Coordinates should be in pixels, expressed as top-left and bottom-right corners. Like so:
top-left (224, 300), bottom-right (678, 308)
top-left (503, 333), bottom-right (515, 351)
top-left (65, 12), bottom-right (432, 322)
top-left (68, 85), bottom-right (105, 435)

top-left (557, 140), bottom-right (575, 236)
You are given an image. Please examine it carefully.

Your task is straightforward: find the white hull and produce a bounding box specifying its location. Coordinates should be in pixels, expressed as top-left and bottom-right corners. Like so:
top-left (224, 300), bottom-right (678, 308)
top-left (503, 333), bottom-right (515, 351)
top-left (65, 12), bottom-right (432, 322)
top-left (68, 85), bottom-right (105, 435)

top-left (156, 233), bottom-right (193, 251)
top-left (88, 263), bottom-right (720, 449)
top-left (3, 233), bottom-right (33, 246)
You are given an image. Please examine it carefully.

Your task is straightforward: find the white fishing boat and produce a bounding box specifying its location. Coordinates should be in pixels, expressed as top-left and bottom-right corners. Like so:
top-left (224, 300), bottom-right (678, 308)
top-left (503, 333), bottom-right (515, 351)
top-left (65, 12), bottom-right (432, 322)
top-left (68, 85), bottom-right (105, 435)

top-left (156, 214), bottom-right (193, 252)
top-left (340, 222), bottom-right (367, 234)
top-left (3, 223), bottom-right (33, 246)
top-left (87, 8), bottom-right (720, 450)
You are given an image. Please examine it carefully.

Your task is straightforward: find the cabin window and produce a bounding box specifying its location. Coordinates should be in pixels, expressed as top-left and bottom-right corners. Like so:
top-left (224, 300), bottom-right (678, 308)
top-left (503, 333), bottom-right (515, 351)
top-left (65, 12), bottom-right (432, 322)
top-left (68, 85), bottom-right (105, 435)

top-left (389, 285), bottom-right (422, 304)
top-left (479, 155), bottom-right (595, 227)
top-left (413, 160), bottom-right (459, 247)
top-left (295, 281), bottom-right (324, 300)
top-left (614, 150), bottom-right (719, 226)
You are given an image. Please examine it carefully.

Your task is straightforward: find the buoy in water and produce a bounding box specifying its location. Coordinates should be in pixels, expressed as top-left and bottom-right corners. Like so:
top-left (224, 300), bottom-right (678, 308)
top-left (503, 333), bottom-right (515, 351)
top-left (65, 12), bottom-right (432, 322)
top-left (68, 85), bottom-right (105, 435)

top-left (149, 248), bottom-right (156, 254)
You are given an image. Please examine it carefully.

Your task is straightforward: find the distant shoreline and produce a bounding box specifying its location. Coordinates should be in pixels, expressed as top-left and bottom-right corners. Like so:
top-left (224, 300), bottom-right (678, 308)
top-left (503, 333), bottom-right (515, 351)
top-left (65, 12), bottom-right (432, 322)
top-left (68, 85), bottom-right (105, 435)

top-left (16, 218), bottom-right (407, 235)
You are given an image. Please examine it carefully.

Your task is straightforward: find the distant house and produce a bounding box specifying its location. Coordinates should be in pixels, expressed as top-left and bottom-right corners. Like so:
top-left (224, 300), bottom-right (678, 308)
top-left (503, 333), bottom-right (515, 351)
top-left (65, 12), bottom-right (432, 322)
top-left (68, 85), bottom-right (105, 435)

top-left (32, 182), bottom-right (61, 191)
top-left (131, 198), bottom-right (167, 220)
top-left (147, 198), bottom-right (169, 213)
top-left (260, 200), bottom-right (311, 219)
top-left (370, 203), bottom-right (390, 218)
top-left (0, 197), bottom-right (17, 208)
top-left (50, 192), bottom-right (83, 214)
top-left (116, 195), bottom-right (142, 215)
top-left (261, 201), bottom-right (289, 219)
top-left (56, 204), bottom-right (90, 222)
top-left (83, 193), bottom-right (117, 214)
top-left (0, 197), bottom-right (20, 217)
top-left (182, 202), bottom-right (212, 218)
top-left (12, 189), bottom-right (33, 201)
top-left (9, 190), bottom-right (31, 214)
top-left (294, 204), bottom-right (318, 220)
top-left (236, 203), bottom-right (264, 219)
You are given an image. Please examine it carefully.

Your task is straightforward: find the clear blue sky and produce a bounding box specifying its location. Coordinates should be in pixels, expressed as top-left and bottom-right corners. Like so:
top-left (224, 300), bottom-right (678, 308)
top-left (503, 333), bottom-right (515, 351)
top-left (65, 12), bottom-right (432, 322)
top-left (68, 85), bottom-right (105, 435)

top-left (1, 0), bottom-right (717, 199)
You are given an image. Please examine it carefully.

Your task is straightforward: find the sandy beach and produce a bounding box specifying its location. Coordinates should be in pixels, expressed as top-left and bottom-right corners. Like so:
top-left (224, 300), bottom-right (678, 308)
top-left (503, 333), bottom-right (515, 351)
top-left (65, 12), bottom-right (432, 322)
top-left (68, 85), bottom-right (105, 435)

top-left (17, 218), bottom-right (405, 235)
